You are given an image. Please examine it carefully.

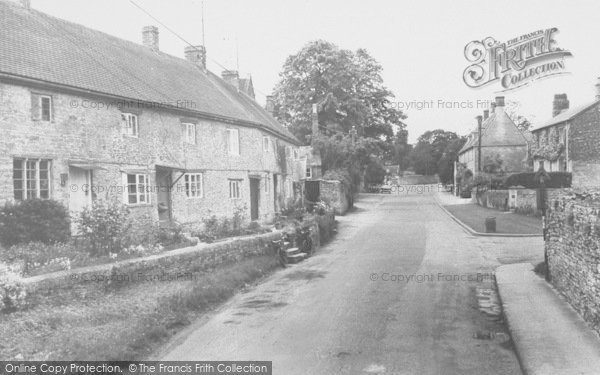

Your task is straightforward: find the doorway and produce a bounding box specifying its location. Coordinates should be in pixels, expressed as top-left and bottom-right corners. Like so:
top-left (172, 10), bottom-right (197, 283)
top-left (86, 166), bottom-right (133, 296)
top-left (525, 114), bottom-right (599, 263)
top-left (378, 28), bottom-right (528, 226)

top-left (69, 166), bottom-right (92, 233)
top-left (250, 178), bottom-right (260, 221)
top-left (156, 168), bottom-right (173, 225)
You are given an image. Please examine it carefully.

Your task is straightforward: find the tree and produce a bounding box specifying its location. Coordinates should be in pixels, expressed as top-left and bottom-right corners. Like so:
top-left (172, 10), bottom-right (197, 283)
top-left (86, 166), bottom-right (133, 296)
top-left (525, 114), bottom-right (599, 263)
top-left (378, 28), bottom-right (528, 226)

top-left (437, 137), bottom-right (467, 184)
top-left (410, 142), bottom-right (436, 175)
top-left (505, 100), bottom-right (534, 133)
top-left (410, 129), bottom-right (460, 176)
top-left (272, 40), bottom-right (406, 144)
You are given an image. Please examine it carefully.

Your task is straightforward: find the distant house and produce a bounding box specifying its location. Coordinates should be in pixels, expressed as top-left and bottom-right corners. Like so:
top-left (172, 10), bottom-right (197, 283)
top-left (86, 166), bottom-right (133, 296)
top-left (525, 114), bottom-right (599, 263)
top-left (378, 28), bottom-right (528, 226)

top-left (531, 83), bottom-right (600, 187)
top-left (0, 1), bottom-right (302, 230)
top-left (458, 96), bottom-right (530, 174)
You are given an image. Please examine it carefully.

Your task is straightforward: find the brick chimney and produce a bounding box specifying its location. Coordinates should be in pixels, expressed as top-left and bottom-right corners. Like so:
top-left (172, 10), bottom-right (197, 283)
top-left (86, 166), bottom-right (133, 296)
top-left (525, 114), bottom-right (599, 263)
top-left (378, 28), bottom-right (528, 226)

top-left (142, 26), bottom-right (159, 51)
top-left (494, 96), bottom-right (505, 114)
top-left (476, 115), bottom-right (483, 172)
top-left (184, 45), bottom-right (207, 71)
top-left (265, 95), bottom-right (275, 114)
top-left (5, 0), bottom-right (30, 8)
top-left (221, 70), bottom-right (240, 88)
top-left (311, 103), bottom-right (319, 143)
top-left (483, 109), bottom-right (489, 120)
top-left (552, 93), bottom-right (569, 117)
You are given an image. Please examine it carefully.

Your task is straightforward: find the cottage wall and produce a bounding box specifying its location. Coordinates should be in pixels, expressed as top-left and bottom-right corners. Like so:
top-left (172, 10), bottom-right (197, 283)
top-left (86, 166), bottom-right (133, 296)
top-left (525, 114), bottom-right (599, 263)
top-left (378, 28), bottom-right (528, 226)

top-left (0, 82), bottom-right (300, 227)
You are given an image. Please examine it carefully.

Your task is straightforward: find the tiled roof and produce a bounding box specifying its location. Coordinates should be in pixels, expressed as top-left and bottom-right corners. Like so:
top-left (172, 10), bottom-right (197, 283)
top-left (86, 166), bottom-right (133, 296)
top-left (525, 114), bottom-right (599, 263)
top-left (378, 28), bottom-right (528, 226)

top-left (531, 100), bottom-right (600, 132)
top-left (459, 109), bottom-right (528, 154)
top-left (0, 1), bottom-right (299, 144)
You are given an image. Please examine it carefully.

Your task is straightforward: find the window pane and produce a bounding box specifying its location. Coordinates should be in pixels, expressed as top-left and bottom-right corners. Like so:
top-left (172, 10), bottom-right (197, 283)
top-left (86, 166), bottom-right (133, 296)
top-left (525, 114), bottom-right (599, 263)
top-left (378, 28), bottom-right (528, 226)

top-left (41, 97), bottom-right (51, 121)
top-left (128, 194), bottom-right (137, 204)
top-left (127, 174), bottom-right (136, 184)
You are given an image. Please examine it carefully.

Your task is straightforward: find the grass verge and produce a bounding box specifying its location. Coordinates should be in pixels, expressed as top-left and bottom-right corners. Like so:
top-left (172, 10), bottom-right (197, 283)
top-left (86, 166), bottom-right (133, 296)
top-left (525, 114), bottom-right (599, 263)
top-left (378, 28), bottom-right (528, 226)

top-left (0, 255), bottom-right (280, 360)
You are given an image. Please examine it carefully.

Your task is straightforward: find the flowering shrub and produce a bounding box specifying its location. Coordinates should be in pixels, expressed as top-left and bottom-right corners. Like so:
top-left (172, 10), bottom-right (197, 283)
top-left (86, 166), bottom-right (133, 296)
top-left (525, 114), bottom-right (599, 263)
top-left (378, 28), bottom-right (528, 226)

top-left (313, 200), bottom-right (332, 215)
top-left (119, 243), bottom-right (164, 258)
top-left (1, 242), bottom-right (81, 276)
top-left (0, 262), bottom-right (27, 313)
top-left (76, 200), bottom-right (132, 256)
top-left (0, 199), bottom-right (71, 247)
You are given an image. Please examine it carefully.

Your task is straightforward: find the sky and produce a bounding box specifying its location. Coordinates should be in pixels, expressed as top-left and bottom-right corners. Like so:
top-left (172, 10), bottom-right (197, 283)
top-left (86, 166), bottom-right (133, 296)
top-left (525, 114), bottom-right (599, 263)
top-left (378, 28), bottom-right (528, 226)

top-left (30, 0), bottom-right (600, 143)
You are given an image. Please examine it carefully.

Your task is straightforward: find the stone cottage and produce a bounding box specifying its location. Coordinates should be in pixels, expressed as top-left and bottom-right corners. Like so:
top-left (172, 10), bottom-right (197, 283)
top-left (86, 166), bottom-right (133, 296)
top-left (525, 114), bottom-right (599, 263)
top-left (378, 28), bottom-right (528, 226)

top-left (531, 79), bottom-right (600, 187)
top-left (458, 96), bottom-right (530, 174)
top-left (0, 0), bottom-right (303, 230)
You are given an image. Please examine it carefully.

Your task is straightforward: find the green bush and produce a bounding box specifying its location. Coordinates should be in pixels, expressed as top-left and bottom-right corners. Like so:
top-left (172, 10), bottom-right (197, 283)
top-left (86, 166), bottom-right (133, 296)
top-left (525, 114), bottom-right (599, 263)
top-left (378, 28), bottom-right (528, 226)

top-left (76, 200), bottom-right (131, 256)
top-left (504, 172), bottom-right (572, 189)
top-left (0, 199), bottom-right (71, 247)
top-left (1, 242), bottom-right (84, 275)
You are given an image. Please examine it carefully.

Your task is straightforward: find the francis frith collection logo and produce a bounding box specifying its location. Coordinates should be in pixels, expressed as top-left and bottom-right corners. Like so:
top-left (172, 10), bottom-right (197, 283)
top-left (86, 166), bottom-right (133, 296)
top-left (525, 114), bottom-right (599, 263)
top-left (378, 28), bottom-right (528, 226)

top-left (463, 28), bottom-right (572, 91)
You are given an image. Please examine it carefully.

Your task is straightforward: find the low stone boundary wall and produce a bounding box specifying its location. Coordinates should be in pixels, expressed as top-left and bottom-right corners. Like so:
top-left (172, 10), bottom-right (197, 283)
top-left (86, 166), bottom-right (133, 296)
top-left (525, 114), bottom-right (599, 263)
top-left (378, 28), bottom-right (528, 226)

top-left (21, 231), bottom-right (283, 304)
top-left (18, 213), bottom-right (338, 308)
top-left (546, 188), bottom-right (600, 336)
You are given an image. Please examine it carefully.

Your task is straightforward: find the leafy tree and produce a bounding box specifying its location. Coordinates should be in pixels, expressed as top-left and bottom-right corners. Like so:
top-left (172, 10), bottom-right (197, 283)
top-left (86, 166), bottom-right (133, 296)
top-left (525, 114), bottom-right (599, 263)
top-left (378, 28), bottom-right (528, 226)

top-left (410, 129), bottom-right (460, 176)
top-left (272, 40), bottom-right (406, 144)
top-left (365, 161), bottom-right (386, 184)
top-left (505, 100), bottom-right (533, 133)
top-left (437, 137), bottom-right (467, 184)
top-left (410, 142), bottom-right (437, 175)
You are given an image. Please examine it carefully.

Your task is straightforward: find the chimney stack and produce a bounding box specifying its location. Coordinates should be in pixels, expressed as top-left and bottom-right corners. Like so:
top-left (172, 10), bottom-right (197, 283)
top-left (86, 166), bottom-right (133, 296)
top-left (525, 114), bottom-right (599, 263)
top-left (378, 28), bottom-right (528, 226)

top-left (142, 26), bottom-right (159, 52)
top-left (483, 109), bottom-right (489, 120)
top-left (595, 77), bottom-right (600, 100)
top-left (221, 70), bottom-right (240, 89)
top-left (476, 115), bottom-right (483, 172)
top-left (552, 93), bottom-right (569, 117)
top-left (184, 45), bottom-right (207, 71)
top-left (494, 96), bottom-right (505, 114)
top-left (311, 104), bottom-right (319, 143)
top-left (6, 0), bottom-right (30, 8)
top-left (265, 95), bottom-right (275, 114)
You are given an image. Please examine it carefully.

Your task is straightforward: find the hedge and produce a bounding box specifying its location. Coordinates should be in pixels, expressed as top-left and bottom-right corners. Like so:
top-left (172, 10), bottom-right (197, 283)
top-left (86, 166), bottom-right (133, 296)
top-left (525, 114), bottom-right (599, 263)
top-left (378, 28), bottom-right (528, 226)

top-left (504, 172), bottom-right (572, 189)
top-left (0, 199), bottom-right (71, 247)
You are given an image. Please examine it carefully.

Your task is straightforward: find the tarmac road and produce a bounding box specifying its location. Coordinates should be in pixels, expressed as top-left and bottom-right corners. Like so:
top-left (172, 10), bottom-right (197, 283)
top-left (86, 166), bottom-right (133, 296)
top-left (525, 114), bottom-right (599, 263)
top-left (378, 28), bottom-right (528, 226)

top-left (160, 192), bottom-right (543, 374)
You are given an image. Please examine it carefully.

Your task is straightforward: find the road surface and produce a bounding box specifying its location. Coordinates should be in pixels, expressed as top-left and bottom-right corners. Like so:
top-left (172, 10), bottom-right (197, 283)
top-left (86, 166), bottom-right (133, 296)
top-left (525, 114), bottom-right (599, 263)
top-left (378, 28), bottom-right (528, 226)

top-left (159, 192), bottom-right (544, 374)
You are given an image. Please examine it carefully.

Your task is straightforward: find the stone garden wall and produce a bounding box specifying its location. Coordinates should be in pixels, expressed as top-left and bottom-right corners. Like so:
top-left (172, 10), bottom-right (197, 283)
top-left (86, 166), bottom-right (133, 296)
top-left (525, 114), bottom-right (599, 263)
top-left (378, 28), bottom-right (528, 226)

top-left (546, 188), bottom-right (600, 335)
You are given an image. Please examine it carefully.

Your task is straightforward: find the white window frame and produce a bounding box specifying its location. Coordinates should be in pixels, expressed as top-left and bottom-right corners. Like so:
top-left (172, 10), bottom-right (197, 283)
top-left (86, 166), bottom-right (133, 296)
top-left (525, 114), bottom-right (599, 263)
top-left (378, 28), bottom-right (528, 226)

top-left (121, 113), bottom-right (139, 138)
top-left (306, 167), bottom-right (312, 179)
top-left (123, 173), bottom-right (150, 205)
top-left (265, 174), bottom-right (270, 193)
top-left (227, 128), bottom-right (240, 155)
top-left (263, 136), bottom-right (271, 152)
top-left (40, 95), bottom-right (52, 122)
top-left (184, 173), bottom-right (203, 198)
top-left (229, 179), bottom-right (241, 199)
top-left (184, 123), bottom-right (196, 145)
top-left (13, 158), bottom-right (51, 200)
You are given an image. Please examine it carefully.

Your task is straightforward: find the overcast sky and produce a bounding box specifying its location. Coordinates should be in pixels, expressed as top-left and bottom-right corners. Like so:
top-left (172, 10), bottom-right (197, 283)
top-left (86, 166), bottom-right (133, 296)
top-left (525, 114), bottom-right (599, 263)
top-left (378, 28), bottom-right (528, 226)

top-left (32, 0), bottom-right (600, 143)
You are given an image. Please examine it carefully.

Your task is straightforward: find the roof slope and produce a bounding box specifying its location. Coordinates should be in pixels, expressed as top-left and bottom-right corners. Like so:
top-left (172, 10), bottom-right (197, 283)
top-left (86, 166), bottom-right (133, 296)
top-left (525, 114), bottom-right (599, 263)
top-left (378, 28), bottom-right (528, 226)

top-left (531, 100), bottom-right (600, 131)
top-left (459, 109), bottom-right (528, 154)
top-left (0, 1), bottom-right (298, 143)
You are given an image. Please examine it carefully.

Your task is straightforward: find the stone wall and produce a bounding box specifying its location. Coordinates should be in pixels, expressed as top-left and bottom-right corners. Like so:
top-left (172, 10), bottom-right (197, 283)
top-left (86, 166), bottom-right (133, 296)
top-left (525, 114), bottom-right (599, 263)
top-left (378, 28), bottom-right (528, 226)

top-left (319, 180), bottom-right (351, 215)
top-left (546, 188), bottom-right (600, 336)
top-left (0, 82), bottom-right (301, 226)
top-left (22, 231), bottom-right (283, 304)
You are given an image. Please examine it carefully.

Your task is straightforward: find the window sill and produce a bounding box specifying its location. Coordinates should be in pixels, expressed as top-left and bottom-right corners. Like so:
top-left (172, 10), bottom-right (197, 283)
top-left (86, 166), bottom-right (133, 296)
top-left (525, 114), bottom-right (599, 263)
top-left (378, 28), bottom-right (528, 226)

top-left (126, 203), bottom-right (152, 208)
top-left (186, 196), bottom-right (204, 200)
top-left (122, 134), bottom-right (140, 139)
